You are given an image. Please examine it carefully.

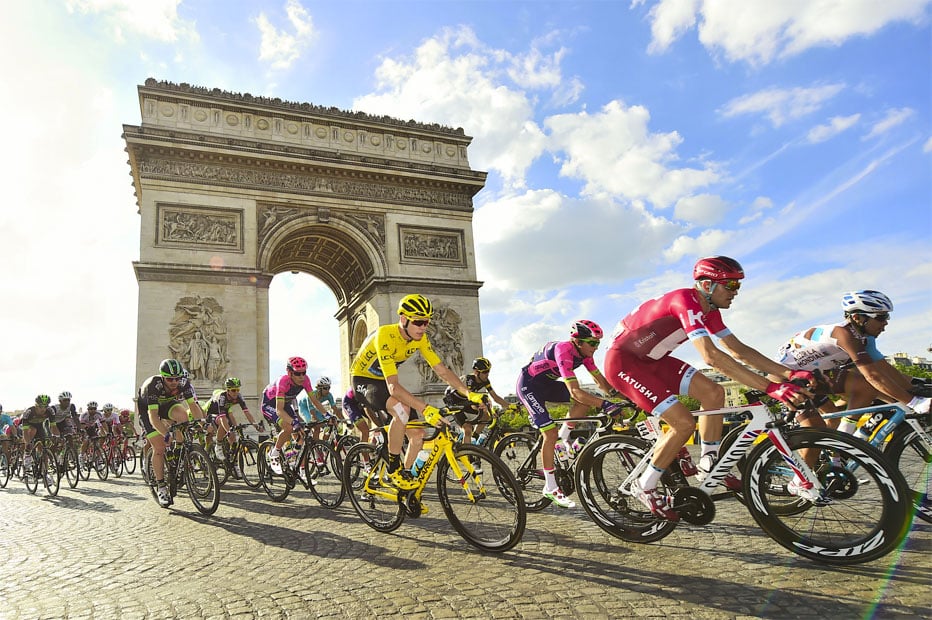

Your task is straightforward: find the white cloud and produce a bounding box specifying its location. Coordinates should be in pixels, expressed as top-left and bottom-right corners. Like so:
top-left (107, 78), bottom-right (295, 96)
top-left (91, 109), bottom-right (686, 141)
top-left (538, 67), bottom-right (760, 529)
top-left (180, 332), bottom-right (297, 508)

top-left (737, 196), bottom-right (774, 225)
top-left (673, 193), bottom-right (730, 225)
top-left (474, 190), bottom-right (682, 290)
top-left (925, 136), bottom-right (932, 153)
top-left (255, 0), bottom-right (315, 71)
top-left (546, 100), bottom-right (722, 207)
top-left (863, 107), bottom-right (915, 140)
top-left (354, 26), bottom-right (548, 187)
top-left (662, 228), bottom-right (735, 263)
top-left (807, 113), bottom-right (861, 143)
top-left (65, 0), bottom-right (198, 44)
top-left (720, 83), bottom-right (845, 127)
top-left (639, 0), bottom-right (931, 65)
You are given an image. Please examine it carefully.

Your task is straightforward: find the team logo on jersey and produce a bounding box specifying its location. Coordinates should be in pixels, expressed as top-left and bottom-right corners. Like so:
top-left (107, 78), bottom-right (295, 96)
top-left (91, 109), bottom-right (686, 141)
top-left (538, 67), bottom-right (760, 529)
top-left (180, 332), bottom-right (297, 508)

top-left (686, 309), bottom-right (704, 327)
top-left (615, 370), bottom-right (659, 403)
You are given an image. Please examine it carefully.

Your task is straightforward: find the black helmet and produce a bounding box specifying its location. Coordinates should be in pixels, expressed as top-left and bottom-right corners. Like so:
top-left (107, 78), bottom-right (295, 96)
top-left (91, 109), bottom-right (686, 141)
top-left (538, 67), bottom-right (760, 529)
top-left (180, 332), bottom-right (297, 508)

top-left (159, 358), bottom-right (184, 378)
top-left (472, 357), bottom-right (492, 372)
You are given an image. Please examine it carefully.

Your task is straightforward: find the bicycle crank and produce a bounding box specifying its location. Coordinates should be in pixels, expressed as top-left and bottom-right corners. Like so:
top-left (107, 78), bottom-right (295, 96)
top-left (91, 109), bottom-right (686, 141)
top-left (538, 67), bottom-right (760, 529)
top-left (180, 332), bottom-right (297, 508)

top-left (820, 466), bottom-right (858, 500)
top-left (672, 488), bottom-right (716, 525)
top-left (400, 490), bottom-right (422, 518)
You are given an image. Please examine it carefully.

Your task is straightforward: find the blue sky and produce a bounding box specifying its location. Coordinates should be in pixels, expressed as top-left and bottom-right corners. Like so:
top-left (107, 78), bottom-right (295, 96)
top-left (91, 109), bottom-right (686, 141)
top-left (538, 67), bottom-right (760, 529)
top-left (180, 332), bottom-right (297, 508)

top-left (1, 0), bottom-right (930, 409)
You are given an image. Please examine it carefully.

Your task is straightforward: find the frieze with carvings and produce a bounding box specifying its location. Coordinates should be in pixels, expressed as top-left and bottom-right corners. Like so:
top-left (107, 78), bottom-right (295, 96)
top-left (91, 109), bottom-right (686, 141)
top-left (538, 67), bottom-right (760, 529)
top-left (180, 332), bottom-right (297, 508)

top-left (167, 295), bottom-right (229, 383)
top-left (399, 226), bottom-right (466, 267)
top-left (257, 205), bottom-right (386, 254)
top-left (137, 157), bottom-right (472, 210)
top-left (157, 204), bottom-right (243, 251)
top-left (416, 305), bottom-right (464, 383)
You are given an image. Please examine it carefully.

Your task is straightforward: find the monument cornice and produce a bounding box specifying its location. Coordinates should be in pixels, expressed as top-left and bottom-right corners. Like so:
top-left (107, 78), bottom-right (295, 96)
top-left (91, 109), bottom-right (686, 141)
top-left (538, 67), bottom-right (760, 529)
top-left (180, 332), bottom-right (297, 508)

top-left (139, 78), bottom-right (469, 140)
top-left (134, 261), bottom-right (273, 287)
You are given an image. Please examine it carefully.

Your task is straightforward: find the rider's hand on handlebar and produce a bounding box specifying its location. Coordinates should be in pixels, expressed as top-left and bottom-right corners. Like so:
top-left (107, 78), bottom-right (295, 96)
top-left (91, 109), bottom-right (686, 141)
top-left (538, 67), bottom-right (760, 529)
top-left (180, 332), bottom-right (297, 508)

top-left (787, 370), bottom-right (816, 388)
top-left (765, 381), bottom-right (810, 408)
top-left (422, 405), bottom-right (445, 427)
top-left (465, 391), bottom-right (487, 406)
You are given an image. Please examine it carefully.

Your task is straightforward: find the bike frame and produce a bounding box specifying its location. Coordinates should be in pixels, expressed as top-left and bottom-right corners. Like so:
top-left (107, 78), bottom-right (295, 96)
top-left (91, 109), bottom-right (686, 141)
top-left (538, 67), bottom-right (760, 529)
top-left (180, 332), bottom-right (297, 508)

top-left (820, 403), bottom-right (932, 451)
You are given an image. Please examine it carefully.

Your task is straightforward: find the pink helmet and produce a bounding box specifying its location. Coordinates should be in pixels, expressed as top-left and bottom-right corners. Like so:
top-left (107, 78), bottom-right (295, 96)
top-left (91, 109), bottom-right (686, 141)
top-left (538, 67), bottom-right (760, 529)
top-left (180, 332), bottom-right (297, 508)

top-left (287, 356), bottom-right (308, 372)
top-left (693, 256), bottom-right (744, 281)
top-left (570, 320), bottom-right (603, 340)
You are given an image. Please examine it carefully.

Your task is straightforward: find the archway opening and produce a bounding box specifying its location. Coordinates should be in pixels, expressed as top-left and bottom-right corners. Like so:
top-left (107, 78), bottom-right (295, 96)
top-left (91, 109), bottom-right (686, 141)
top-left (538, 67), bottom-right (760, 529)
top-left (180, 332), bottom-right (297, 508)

top-left (268, 272), bottom-right (342, 395)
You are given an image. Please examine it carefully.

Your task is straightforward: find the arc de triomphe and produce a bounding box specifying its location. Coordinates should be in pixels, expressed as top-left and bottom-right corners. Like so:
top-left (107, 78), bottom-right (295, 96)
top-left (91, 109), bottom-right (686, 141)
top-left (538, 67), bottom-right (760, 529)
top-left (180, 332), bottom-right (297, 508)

top-left (123, 79), bottom-right (487, 403)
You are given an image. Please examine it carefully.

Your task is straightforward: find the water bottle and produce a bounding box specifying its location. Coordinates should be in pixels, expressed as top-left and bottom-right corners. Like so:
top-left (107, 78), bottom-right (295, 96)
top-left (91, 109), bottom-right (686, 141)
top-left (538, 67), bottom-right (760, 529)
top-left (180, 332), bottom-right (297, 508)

top-left (570, 436), bottom-right (586, 456)
top-left (410, 449), bottom-right (430, 476)
top-left (554, 442), bottom-right (570, 465)
top-left (283, 444), bottom-right (299, 467)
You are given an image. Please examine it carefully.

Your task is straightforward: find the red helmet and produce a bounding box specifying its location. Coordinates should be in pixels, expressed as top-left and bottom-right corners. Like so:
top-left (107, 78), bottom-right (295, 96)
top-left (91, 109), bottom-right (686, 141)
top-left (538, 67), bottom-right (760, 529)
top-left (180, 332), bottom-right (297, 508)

top-left (570, 320), bottom-right (603, 340)
top-left (693, 256), bottom-right (744, 281)
top-left (287, 356), bottom-right (308, 372)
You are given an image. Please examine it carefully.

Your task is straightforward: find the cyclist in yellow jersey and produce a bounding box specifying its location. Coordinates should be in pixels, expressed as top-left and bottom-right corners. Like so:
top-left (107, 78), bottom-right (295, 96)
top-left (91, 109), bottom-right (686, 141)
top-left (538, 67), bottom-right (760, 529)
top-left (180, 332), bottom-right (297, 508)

top-left (350, 294), bottom-right (486, 490)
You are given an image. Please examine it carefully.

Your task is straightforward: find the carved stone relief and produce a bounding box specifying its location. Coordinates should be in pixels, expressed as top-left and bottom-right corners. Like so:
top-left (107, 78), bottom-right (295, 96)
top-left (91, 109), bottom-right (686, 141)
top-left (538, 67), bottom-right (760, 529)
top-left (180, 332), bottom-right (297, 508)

top-left (138, 157), bottom-right (471, 209)
top-left (257, 204), bottom-right (386, 253)
top-left (399, 226), bottom-right (466, 266)
top-left (168, 295), bottom-right (229, 383)
top-left (157, 204), bottom-right (242, 250)
top-left (416, 305), bottom-right (464, 383)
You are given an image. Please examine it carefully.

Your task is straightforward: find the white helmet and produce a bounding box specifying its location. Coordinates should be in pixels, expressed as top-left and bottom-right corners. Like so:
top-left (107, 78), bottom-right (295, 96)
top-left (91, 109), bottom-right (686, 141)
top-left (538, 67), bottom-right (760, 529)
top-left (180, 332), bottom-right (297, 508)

top-left (103, 403), bottom-right (114, 412)
top-left (316, 376), bottom-right (332, 389)
top-left (842, 290), bottom-right (893, 315)
top-left (58, 391), bottom-right (72, 401)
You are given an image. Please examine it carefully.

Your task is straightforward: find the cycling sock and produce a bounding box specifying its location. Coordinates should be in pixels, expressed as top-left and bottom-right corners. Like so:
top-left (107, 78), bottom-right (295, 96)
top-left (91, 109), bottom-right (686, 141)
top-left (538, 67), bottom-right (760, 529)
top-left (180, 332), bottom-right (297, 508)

top-left (638, 463), bottom-right (664, 490)
top-left (700, 440), bottom-right (720, 459)
top-left (543, 468), bottom-right (556, 490)
top-left (557, 423), bottom-right (572, 442)
top-left (387, 452), bottom-right (401, 472)
top-left (837, 417), bottom-right (857, 435)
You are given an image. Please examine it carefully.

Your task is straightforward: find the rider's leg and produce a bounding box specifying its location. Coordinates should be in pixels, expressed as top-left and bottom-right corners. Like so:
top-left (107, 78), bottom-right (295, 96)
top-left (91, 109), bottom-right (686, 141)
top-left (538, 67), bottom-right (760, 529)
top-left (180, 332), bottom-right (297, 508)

top-left (692, 373), bottom-right (726, 462)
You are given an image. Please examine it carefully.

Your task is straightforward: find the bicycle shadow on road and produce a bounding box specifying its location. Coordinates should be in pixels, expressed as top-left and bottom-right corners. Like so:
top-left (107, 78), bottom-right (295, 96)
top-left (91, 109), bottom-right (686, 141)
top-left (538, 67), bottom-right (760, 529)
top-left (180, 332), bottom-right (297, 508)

top-left (174, 509), bottom-right (427, 571)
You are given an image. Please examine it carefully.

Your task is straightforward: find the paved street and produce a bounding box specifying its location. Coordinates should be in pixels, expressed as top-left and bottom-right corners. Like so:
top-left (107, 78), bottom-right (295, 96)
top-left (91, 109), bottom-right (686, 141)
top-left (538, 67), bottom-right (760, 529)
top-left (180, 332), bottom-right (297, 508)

top-left (1, 467), bottom-right (929, 619)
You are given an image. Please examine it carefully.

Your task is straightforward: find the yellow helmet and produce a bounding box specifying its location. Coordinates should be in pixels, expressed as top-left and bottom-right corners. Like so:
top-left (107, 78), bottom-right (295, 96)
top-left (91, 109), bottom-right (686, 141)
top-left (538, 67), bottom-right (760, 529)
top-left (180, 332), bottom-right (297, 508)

top-left (397, 294), bottom-right (433, 319)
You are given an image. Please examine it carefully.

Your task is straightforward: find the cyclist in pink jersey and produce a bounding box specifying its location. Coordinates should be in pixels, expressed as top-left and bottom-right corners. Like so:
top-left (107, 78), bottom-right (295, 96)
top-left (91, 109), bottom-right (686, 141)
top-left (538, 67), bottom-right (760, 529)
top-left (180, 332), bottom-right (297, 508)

top-left (516, 320), bottom-right (621, 508)
top-left (604, 256), bottom-right (812, 519)
top-left (261, 356), bottom-right (327, 474)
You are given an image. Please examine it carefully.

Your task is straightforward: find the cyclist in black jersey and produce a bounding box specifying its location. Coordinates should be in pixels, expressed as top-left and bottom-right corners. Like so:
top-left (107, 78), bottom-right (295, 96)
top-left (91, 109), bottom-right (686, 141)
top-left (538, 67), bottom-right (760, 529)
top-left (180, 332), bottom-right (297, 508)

top-left (206, 377), bottom-right (262, 471)
top-left (443, 357), bottom-right (512, 444)
top-left (22, 395), bottom-right (52, 473)
top-left (137, 359), bottom-right (205, 506)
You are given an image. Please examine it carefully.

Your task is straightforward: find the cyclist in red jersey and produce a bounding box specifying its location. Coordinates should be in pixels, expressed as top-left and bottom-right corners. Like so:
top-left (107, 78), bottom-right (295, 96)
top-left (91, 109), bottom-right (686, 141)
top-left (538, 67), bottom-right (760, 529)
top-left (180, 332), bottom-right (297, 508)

top-left (604, 256), bottom-right (812, 519)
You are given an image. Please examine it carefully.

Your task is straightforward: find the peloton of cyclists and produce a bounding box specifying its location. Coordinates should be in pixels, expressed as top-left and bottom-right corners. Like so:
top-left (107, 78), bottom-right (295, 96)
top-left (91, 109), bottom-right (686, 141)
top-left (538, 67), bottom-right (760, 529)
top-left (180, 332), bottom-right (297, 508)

top-left (603, 256), bottom-right (813, 520)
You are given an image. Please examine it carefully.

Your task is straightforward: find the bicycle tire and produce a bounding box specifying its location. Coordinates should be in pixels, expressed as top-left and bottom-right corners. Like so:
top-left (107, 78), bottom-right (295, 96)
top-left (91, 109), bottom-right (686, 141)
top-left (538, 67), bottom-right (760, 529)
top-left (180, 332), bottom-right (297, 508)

top-left (238, 439), bottom-right (262, 488)
top-left (258, 441), bottom-right (291, 502)
top-left (92, 444), bottom-right (109, 481)
top-left (335, 434), bottom-right (359, 468)
top-left (63, 444), bottom-right (80, 489)
top-left (884, 421), bottom-right (932, 523)
top-left (342, 442), bottom-right (404, 533)
top-left (436, 444), bottom-right (526, 552)
top-left (143, 450), bottom-right (162, 505)
top-left (305, 441), bottom-right (345, 508)
top-left (41, 443), bottom-right (60, 497)
top-left (108, 443), bottom-right (124, 478)
top-left (123, 444), bottom-right (138, 475)
top-left (575, 434), bottom-right (679, 543)
top-left (214, 452), bottom-right (231, 488)
top-left (23, 444), bottom-right (40, 494)
top-left (744, 428), bottom-right (911, 565)
top-left (182, 444), bottom-right (220, 515)
top-left (493, 432), bottom-right (551, 511)
top-left (0, 451), bottom-right (9, 488)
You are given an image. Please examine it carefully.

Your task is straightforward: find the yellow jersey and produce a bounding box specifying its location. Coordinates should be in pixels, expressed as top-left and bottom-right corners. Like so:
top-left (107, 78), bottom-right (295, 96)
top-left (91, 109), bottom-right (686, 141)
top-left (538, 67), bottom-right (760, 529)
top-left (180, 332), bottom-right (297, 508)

top-left (350, 324), bottom-right (442, 380)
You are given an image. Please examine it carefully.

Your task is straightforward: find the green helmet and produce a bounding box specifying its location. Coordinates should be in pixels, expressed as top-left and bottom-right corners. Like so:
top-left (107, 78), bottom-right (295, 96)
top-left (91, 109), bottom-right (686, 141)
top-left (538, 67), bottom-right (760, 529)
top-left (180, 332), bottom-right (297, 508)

top-left (225, 377), bottom-right (242, 389)
top-left (35, 394), bottom-right (51, 406)
top-left (159, 358), bottom-right (184, 378)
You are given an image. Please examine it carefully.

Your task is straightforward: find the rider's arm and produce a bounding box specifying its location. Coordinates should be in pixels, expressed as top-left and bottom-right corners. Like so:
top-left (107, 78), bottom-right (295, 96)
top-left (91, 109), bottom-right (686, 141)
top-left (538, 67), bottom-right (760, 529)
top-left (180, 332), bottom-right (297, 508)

top-left (187, 398), bottom-right (205, 420)
top-left (564, 376), bottom-right (607, 408)
top-left (486, 387), bottom-right (511, 410)
top-left (833, 328), bottom-right (915, 402)
top-left (589, 369), bottom-right (617, 400)
top-left (695, 335), bottom-right (779, 392)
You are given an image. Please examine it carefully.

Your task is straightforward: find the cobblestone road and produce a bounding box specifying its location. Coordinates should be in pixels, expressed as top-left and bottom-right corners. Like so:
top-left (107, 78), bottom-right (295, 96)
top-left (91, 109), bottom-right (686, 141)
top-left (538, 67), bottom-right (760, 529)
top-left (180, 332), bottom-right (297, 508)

top-left (1, 466), bottom-right (929, 619)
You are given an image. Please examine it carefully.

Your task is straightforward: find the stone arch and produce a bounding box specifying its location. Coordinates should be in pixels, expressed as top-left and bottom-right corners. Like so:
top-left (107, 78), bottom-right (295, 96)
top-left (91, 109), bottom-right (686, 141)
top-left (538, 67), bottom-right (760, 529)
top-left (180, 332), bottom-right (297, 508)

top-left (124, 79), bottom-right (488, 406)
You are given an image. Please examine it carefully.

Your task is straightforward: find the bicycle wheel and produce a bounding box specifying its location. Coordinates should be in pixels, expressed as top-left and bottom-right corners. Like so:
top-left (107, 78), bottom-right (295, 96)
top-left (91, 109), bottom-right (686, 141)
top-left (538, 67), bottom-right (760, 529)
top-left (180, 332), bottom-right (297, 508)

top-left (258, 441), bottom-right (291, 502)
top-left (143, 450), bottom-right (161, 505)
top-left (342, 442), bottom-right (404, 533)
top-left (238, 439), bottom-right (261, 489)
top-left (305, 441), bottom-right (345, 508)
top-left (23, 445), bottom-right (40, 494)
top-left (108, 443), bottom-right (124, 478)
top-left (213, 452), bottom-right (231, 488)
top-left (335, 434), bottom-right (359, 468)
top-left (494, 432), bottom-right (551, 511)
top-left (744, 428), bottom-right (911, 565)
top-left (92, 444), bottom-right (109, 481)
top-left (123, 444), bottom-right (137, 475)
top-left (575, 434), bottom-right (678, 543)
top-left (884, 421), bottom-right (932, 523)
top-left (63, 444), bottom-right (80, 489)
top-left (184, 444), bottom-right (220, 516)
top-left (436, 444), bottom-right (526, 552)
top-left (0, 450), bottom-right (9, 488)
top-left (40, 444), bottom-right (60, 497)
